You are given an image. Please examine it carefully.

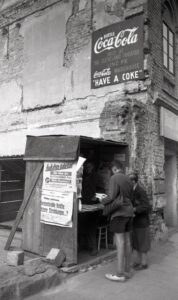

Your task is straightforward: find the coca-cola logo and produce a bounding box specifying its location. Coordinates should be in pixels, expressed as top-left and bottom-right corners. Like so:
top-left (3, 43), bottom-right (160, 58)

top-left (93, 68), bottom-right (111, 78)
top-left (94, 27), bottom-right (138, 54)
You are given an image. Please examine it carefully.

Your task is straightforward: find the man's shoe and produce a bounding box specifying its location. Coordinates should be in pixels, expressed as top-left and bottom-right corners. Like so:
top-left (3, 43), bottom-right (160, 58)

top-left (105, 273), bottom-right (126, 282)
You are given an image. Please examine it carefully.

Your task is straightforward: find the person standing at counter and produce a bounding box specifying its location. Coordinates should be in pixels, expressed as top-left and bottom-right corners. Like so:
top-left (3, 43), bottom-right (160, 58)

top-left (129, 172), bottom-right (151, 270)
top-left (101, 160), bottom-right (134, 282)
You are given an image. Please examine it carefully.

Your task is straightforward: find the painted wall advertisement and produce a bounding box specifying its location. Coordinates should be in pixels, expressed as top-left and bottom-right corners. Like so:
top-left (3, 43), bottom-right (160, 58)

top-left (41, 162), bottom-right (76, 228)
top-left (91, 15), bottom-right (144, 89)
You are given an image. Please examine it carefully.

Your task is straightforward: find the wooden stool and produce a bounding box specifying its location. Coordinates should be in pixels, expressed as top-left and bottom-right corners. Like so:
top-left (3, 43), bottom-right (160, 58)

top-left (97, 225), bottom-right (108, 251)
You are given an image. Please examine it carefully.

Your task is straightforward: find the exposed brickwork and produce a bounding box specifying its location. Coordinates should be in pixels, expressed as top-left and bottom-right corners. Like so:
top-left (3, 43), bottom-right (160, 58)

top-left (0, 24), bottom-right (23, 84)
top-left (64, 4), bottom-right (92, 67)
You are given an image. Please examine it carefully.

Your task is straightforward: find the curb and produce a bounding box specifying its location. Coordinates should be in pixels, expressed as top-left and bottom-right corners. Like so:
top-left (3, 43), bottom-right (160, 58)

top-left (0, 266), bottom-right (62, 300)
top-left (0, 249), bottom-right (117, 300)
top-left (61, 250), bottom-right (117, 274)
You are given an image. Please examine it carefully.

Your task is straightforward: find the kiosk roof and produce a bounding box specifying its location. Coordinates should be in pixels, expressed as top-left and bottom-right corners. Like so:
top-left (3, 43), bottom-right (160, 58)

top-left (24, 135), bottom-right (127, 161)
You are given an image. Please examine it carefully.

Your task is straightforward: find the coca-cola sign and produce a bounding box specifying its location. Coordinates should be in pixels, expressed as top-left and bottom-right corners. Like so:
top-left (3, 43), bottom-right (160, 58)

top-left (91, 15), bottom-right (144, 89)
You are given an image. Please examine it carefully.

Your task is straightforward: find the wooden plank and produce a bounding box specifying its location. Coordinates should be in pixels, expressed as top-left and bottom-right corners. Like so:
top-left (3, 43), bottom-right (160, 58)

top-left (2, 172), bottom-right (24, 180)
top-left (0, 164), bottom-right (2, 202)
top-left (1, 188), bottom-right (24, 193)
top-left (0, 201), bottom-right (21, 214)
top-left (4, 163), bottom-right (43, 251)
top-left (22, 162), bottom-right (44, 254)
top-left (1, 181), bottom-right (24, 190)
top-left (1, 190), bottom-right (24, 202)
top-left (73, 193), bottom-right (78, 264)
top-left (0, 211), bottom-right (19, 222)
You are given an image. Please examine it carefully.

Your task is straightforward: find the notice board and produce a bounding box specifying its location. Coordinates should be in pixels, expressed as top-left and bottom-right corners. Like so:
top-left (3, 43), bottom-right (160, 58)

top-left (91, 15), bottom-right (144, 89)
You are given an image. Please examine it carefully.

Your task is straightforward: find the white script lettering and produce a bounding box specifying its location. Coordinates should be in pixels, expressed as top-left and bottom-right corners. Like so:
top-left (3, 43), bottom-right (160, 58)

top-left (94, 27), bottom-right (138, 54)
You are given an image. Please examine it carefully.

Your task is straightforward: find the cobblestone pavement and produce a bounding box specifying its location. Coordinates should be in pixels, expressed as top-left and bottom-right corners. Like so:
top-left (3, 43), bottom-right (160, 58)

top-left (27, 230), bottom-right (178, 300)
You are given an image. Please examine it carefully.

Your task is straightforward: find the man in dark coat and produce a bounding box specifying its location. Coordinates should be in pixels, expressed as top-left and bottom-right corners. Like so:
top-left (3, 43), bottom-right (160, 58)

top-left (129, 172), bottom-right (151, 269)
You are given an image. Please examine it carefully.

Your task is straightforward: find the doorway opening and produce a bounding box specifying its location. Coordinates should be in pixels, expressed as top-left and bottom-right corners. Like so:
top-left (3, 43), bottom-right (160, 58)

top-left (164, 153), bottom-right (177, 227)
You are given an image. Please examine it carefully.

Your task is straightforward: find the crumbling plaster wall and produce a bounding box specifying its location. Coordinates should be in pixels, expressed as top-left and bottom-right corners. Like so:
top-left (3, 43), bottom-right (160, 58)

top-left (0, 0), bottom-right (150, 140)
top-left (0, 0), bottom-right (173, 239)
top-left (0, 0), bottom-right (162, 217)
top-left (0, 0), bottom-right (156, 195)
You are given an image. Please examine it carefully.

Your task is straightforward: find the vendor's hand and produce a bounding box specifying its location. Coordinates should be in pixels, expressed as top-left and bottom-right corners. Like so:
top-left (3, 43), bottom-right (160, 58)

top-left (95, 193), bottom-right (107, 200)
top-left (97, 197), bottom-right (103, 203)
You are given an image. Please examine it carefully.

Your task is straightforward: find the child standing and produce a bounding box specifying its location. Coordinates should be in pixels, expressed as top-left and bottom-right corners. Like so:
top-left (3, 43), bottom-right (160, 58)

top-left (129, 172), bottom-right (151, 269)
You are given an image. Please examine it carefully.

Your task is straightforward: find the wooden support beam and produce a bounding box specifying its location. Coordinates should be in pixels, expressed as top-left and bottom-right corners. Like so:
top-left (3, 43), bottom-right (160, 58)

top-left (5, 163), bottom-right (43, 251)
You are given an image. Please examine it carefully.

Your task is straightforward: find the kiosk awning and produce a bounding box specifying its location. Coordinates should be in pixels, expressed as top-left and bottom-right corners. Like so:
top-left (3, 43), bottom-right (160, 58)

top-left (24, 135), bottom-right (127, 161)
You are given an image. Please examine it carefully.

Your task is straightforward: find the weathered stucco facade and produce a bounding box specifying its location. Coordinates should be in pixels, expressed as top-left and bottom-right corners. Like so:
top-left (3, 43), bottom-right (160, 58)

top-left (0, 0), bottom-right (178, 240)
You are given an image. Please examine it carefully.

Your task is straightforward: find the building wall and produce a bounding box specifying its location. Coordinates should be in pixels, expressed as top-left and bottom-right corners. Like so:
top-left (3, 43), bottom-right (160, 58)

top-left (148, 0), bottom-right (178, 239)
top-left (0, 0), bottom-right (178, 237)
top-left (0, 0), bottom-right (150, 154)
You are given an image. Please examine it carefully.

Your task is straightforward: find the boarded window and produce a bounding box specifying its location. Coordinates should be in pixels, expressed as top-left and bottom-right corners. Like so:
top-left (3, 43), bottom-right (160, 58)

top-left (0, 159), bottom-right (25, 222)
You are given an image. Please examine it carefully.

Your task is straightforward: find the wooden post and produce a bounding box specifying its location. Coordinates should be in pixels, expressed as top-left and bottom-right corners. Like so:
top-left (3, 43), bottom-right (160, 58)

top-left (0, 164), bottom-right (2, 203)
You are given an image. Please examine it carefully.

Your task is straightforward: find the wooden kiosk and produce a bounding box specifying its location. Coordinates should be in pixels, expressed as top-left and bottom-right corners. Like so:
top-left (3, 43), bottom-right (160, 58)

top-left (22, 135), bottom-right (128, 265)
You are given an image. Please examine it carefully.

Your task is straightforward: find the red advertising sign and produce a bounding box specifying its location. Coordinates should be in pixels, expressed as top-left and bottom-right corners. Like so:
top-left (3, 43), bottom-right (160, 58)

top-left (91, 15), bottom-right (144, 89)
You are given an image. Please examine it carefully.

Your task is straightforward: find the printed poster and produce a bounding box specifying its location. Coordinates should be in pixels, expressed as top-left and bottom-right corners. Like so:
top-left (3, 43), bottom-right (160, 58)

top-left (40, 162), bottom-right (77, 227)
top-left (42, 161), bottom-right (76, 192)
top-left (41, 190), bottom-right (73, 227)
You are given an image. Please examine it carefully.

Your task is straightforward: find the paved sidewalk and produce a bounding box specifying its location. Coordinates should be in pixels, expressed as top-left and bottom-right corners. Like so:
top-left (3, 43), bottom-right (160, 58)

top-left (0, 228), bottom-right (62, 300)
top-left (27, 230), bottom-right (178, 300)
top-left (0, 228), bottom-right (22, 265)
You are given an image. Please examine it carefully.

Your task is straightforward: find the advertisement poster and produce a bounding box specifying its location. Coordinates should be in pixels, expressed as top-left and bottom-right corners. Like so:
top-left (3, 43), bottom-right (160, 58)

top-left (41, 190), bottom-right (73, 227)
top-left (40, 162), bottom-right (76, 227)
top-left (91, 15), bottom-right (144, 88)
top-left (42, 162), bottom-right (76, 192)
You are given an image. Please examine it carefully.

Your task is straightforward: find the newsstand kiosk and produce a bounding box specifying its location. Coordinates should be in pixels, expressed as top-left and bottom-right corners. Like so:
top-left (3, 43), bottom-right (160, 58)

top-left (22, 135), bottom-right (128, 265)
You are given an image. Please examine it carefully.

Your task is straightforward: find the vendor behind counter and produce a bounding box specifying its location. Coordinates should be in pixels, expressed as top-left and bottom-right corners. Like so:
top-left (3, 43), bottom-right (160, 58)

top-left (81, 160), bottom-right (99, 205)
top-left (79, 160), bottom-right (100, 255)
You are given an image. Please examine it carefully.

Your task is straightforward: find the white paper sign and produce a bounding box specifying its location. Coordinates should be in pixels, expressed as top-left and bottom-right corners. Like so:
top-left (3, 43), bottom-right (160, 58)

top-left (41, 161), bottom-right (77, 227)
top-left (76, 156), bottom-right (86, 172)
top-left (42, 162), bottom-right (76, 192)
top-left (41, 190), bottom-right (73, 227)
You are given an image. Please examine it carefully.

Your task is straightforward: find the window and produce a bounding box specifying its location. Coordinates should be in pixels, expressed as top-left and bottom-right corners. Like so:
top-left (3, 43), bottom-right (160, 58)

top-left (163, 22), bottom-right (175, 74)
top-left (162, 0), bottom-right (176, 75)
